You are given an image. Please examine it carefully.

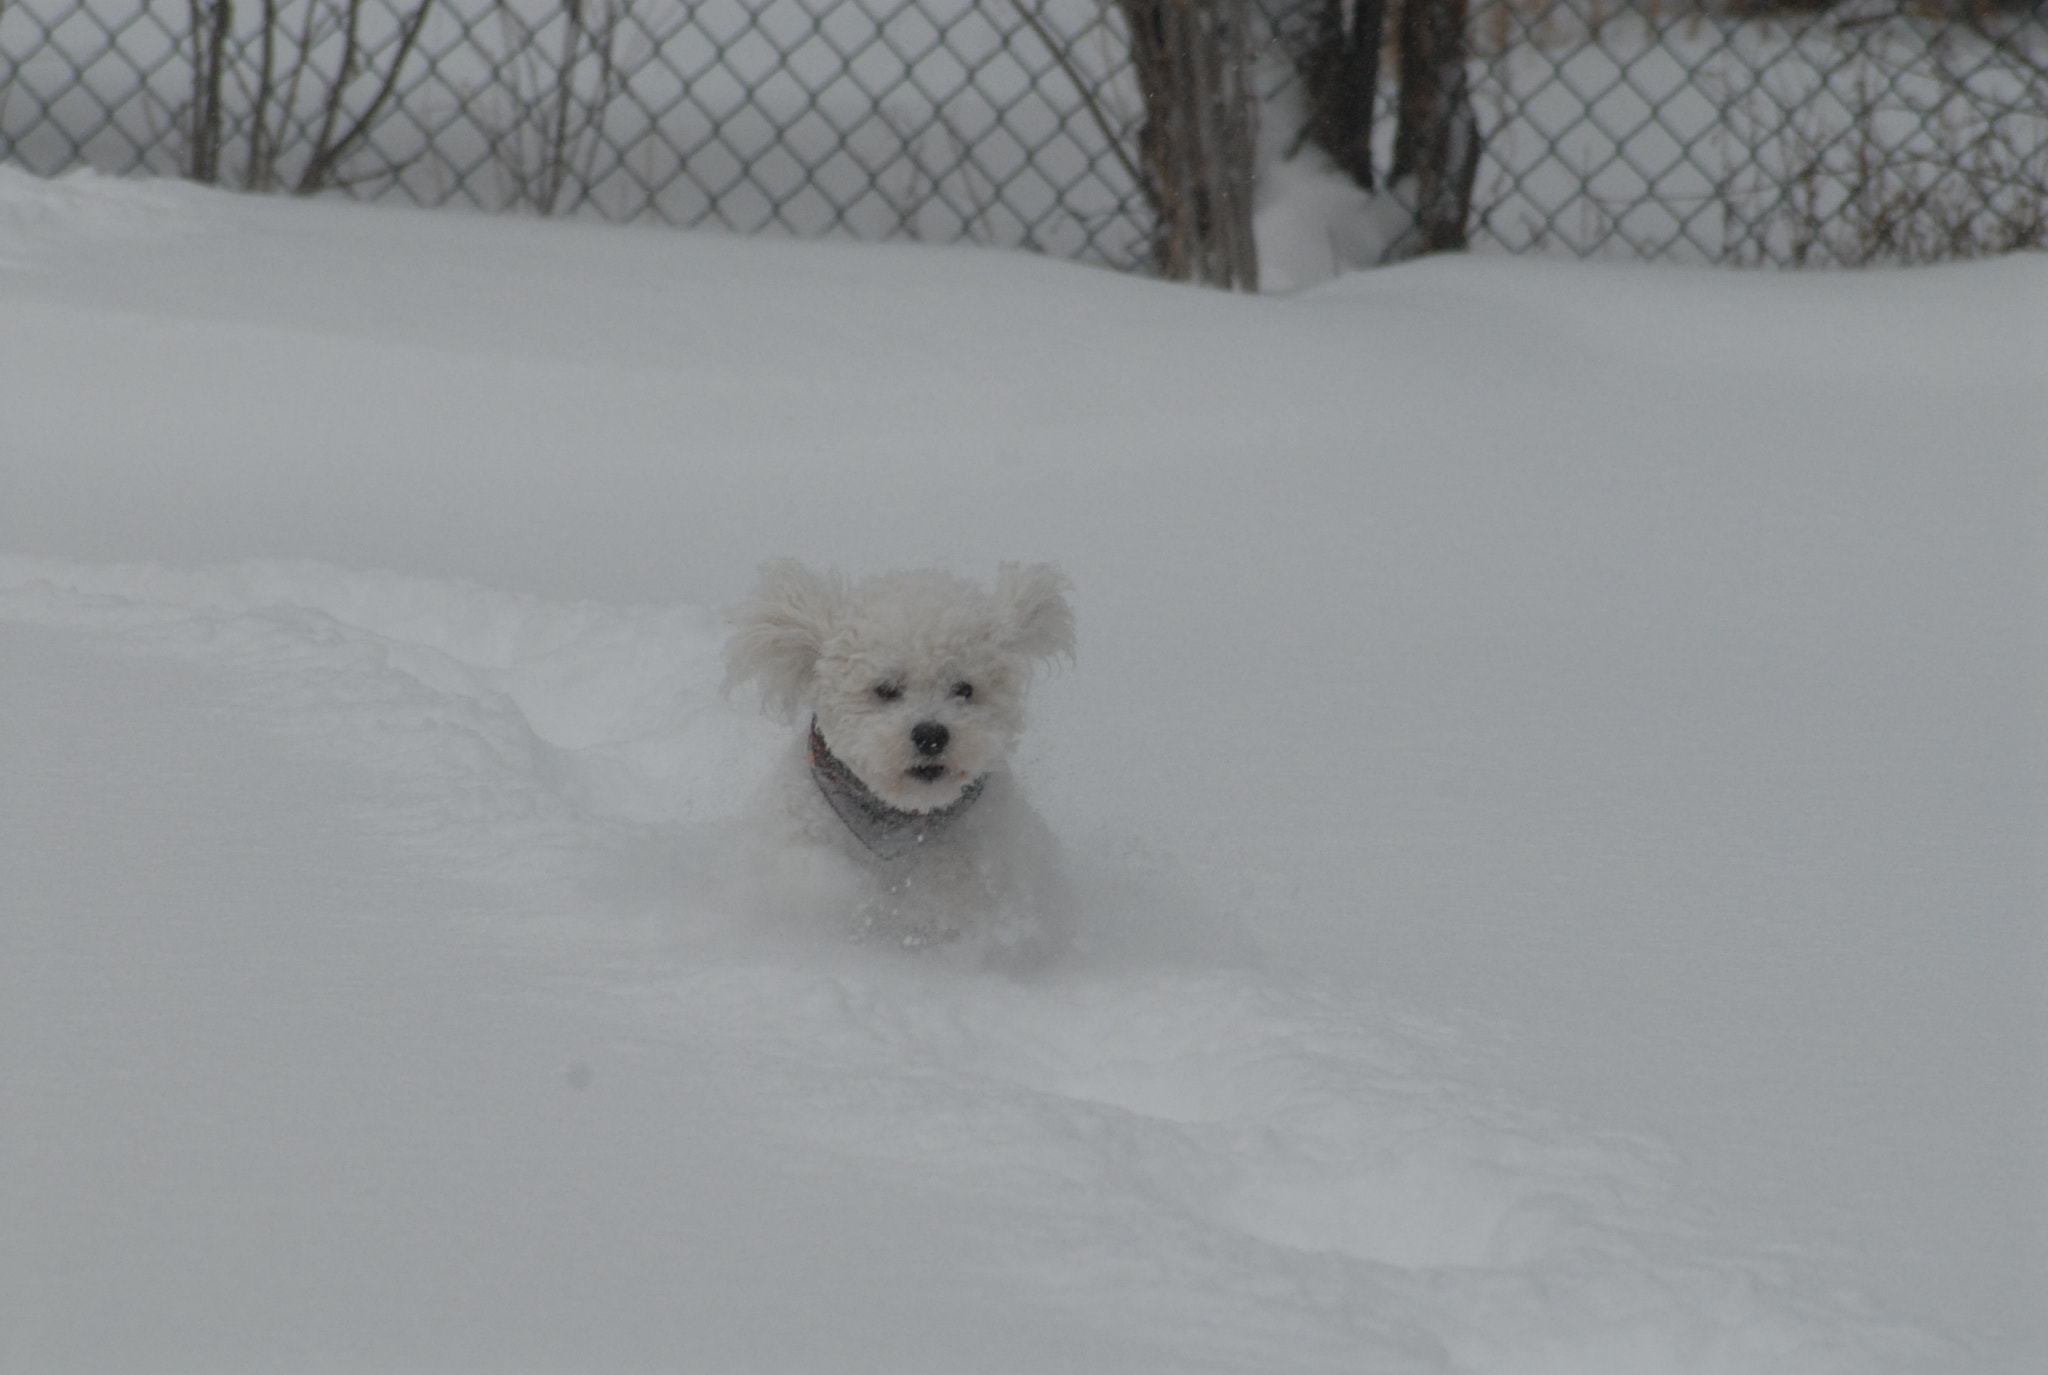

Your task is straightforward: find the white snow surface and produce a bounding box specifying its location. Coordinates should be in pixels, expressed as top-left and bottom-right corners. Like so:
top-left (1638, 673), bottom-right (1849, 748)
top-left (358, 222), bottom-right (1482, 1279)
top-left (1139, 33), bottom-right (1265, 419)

top-left (1252, 54), bottom-right (1414, 291)
top-left (2, 165), bottom-right (2044, 1374)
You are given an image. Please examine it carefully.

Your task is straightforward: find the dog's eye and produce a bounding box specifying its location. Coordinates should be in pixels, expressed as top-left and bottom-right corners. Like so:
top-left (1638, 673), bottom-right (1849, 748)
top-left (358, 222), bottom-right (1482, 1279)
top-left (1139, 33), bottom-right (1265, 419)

top-left (873, 683), bottom-right (903, 702)
top-left (950, 682), bottom-right (973, 701)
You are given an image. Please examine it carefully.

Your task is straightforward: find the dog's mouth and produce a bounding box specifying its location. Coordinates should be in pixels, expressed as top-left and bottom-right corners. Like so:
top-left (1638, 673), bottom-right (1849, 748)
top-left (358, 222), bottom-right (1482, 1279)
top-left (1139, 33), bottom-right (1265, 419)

top-left (905, 764), bottom-right (948, 785)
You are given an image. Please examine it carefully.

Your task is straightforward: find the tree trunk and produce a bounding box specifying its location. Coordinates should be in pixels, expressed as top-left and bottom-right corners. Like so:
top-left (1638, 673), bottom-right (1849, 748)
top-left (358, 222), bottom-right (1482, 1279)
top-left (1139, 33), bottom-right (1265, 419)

top-left (186, 0), bottom-right (232, 185)
top-left (1297, 0), bottom-right (1385, 192)
top-left (1391, 0), bottom-right (1480, 253)
top-left (1114, 0), bottom-right (1260, 290)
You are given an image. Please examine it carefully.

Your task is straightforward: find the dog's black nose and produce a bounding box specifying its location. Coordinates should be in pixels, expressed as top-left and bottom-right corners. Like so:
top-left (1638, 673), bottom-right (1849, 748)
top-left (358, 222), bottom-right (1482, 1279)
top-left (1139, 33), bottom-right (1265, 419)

top-left (911, 721), bottom-right (949, 757)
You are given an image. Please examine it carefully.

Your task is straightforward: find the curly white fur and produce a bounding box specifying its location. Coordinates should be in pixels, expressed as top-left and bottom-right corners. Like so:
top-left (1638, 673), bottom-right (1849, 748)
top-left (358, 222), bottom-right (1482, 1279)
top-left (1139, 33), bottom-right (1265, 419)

top-left (723, 560), bottom-right (1074, 953)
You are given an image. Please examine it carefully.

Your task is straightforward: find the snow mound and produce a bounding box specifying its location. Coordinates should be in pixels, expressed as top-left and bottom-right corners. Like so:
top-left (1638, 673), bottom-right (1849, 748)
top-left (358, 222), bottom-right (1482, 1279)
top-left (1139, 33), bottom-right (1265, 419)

top-left (0, 166), bottom-right (215, 267)
top-left (0, 556), bottom-right (768, 858)
top-left (1251, 53), bottom-right (1415, 293)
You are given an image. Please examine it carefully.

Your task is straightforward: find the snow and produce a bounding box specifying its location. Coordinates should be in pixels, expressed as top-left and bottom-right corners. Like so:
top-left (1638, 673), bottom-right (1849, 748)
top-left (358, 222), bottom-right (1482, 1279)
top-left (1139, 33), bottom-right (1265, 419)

top-left (2, 164), bottom-right (2044, 1374)
top-left (1251, 53), bottom-right (1415, 291)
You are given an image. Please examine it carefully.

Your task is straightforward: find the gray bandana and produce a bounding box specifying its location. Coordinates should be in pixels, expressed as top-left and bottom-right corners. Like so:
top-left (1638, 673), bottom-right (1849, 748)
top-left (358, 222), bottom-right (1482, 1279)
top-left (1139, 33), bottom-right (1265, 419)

top-left (809, 719), bottom-right (987, 861)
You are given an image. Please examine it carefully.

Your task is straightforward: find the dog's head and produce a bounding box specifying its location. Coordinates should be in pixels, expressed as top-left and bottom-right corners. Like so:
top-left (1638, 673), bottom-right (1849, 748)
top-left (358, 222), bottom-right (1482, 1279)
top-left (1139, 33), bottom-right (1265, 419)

top-left (724, 560), bottom-right (1073, 812)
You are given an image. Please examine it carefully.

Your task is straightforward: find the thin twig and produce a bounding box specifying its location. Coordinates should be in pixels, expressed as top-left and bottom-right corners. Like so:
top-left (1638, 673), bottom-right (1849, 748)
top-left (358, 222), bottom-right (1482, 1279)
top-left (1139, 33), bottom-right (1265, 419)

top-left (1001, 0), bottom-right (1146, 193)
top-left (300, 0), bottom-right (434, 193)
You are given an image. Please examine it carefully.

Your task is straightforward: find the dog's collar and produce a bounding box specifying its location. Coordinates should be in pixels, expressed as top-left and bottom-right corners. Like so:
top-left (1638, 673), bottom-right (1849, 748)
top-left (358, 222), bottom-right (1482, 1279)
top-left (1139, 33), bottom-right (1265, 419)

top-left (809, 718), bottom-right (987, 861)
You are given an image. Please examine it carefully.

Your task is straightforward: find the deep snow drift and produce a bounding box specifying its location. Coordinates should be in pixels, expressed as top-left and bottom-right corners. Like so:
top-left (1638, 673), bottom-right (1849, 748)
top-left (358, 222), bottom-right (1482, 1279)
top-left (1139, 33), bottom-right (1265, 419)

top-left (2, 166), bottom-right (2043, 1374)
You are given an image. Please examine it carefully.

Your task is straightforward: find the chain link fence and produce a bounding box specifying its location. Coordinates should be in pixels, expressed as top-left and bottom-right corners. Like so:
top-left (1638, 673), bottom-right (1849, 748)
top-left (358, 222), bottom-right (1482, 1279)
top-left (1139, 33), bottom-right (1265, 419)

top-left (1469, 0), bottom-right (2047, 265)
top-left (1, 0), bottom-right (1153, 263)
top-left (2, 0), bottom-right (2042, 271)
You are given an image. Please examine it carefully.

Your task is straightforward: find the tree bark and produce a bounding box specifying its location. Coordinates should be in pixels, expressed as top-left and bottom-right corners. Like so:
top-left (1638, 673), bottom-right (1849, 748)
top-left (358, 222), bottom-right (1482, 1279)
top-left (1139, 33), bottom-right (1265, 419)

top-left (1297, 0), bottom-right (1385, 192)
top-left (186, 0), bottom-right (232, 185)
top-left (1114, 0), bottom-right (1260, 290)
top-left (1391, 0), bottom-right (1480, 253)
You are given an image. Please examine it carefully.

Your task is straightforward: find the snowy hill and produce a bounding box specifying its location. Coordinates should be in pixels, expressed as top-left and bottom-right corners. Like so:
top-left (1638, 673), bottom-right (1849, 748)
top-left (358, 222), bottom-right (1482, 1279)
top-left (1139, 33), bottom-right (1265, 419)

top-left (2, 166), bottom-right (2043, 1374)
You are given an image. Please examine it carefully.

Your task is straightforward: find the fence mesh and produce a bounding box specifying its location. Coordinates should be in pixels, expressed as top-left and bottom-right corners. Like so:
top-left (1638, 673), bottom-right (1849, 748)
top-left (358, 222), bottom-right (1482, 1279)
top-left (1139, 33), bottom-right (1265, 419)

top-left (2, 0), bottom-right (2042, 270)
top-left (1470, 1), bottom-right (2047, 265)
top-left (0, 0), bottom-right (1153, 264)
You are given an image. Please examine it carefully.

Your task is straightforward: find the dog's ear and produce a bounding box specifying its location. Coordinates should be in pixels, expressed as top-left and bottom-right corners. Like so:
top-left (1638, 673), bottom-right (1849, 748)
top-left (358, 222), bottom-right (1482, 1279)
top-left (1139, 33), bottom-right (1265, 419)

top-left (994, 562), bottom-right (1075, 666)
top-left (723, 559), bottom-right (842, 720)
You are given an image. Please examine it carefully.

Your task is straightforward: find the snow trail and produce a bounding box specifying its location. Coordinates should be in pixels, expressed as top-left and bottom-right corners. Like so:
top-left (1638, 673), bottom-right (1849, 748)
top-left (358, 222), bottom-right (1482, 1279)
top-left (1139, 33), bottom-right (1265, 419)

top-left (2, 557), bottom-right (1985, 1374)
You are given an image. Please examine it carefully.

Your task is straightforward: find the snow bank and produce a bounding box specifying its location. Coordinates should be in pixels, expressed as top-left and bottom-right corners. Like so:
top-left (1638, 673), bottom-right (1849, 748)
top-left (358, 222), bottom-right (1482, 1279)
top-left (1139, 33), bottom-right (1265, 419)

top-left (3, 168), bottom-right (2042, 1374)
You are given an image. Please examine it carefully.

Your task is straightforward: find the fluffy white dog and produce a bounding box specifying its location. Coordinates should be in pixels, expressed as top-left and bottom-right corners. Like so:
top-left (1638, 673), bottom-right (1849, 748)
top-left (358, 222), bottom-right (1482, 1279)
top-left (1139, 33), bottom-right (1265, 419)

top-left (723, 560), bottom-right (1075, 953)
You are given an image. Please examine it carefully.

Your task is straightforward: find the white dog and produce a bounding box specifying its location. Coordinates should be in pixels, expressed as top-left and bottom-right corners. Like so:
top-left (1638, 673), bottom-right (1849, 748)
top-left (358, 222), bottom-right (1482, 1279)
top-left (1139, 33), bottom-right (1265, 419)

top-left (723, 559), bottom-right (1074, 954)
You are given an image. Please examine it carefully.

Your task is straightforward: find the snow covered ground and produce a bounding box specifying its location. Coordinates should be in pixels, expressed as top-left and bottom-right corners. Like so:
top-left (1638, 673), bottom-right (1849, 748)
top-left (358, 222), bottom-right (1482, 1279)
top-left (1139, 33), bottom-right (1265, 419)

top-left (1, 165), bottom-right (2043, 1374)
